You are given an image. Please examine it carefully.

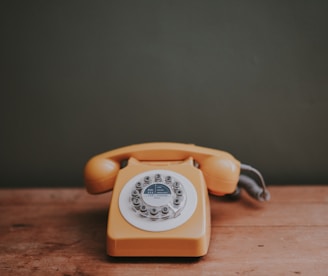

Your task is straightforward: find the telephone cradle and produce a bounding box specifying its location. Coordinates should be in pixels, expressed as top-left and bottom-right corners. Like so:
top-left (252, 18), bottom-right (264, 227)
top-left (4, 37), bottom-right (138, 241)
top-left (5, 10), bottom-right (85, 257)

top-left (84, 142), bottom-right (270, 257)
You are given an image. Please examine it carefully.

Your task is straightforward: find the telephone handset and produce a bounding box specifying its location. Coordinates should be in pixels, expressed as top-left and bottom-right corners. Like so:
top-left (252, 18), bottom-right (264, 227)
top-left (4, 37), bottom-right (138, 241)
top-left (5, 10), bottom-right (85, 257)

top-left (84, 142), bottom-right (269, 257)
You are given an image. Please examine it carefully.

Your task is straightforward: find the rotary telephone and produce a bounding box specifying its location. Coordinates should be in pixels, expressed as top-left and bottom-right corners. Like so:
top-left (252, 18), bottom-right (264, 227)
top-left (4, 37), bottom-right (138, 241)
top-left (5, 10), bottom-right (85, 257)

top-left (84, 142), bottom-right (270, 257)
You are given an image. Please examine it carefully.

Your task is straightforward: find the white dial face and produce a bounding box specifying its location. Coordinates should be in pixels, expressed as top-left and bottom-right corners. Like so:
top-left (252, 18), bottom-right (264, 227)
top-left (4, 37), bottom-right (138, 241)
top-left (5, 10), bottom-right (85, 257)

top-left (119, 170), bottom-right (198, 232)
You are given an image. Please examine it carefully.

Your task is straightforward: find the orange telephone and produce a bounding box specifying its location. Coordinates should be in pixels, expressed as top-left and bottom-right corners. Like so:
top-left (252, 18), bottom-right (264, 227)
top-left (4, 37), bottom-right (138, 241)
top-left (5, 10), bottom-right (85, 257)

top-left (84, 142), bottom-right (269, 257)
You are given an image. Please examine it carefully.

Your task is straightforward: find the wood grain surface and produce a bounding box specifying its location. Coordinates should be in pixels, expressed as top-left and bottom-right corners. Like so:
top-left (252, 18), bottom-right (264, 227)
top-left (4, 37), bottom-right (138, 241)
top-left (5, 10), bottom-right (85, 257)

top-left (0, 186), bottom-right (327, 276)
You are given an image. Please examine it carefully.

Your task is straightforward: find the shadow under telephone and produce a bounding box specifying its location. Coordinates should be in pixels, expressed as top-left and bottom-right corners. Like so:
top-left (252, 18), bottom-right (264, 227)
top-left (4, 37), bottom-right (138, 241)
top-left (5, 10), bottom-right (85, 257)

top-left (84, 142), bottom-right (270, 257)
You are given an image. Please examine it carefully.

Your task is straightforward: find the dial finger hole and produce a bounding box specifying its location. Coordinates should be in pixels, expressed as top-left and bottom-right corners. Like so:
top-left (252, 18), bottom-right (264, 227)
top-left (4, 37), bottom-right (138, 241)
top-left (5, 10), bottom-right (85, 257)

top-left (165, 176), bottom-right (172, 183)
top-left (150, 208), bottom-right (158, 215)
top-left (173, 182), bottom-right (180, 189)
top-left (131, 190), bottom-right (140, 197)
top-left (174, 197), bottom-right (181, 206)
top-left (135, 182), bottom-right (142, 190)
top-left (155, 174), bottom-right (162, 182)
top-left (132, 197), bottom-right (141, 207)
top-left (140, 205), bottom-right (147, 212)
top-left (161, 206), bottom-right (169, 214)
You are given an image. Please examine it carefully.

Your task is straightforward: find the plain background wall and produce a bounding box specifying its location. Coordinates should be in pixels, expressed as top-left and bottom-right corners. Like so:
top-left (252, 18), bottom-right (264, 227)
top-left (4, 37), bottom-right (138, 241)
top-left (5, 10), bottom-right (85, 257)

top-left (1, 1), bottom-right (328, 188)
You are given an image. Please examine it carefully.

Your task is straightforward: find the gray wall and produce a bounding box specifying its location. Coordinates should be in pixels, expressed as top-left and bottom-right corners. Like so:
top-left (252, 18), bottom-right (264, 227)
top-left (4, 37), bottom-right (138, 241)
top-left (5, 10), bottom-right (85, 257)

top-left (1, 1), bottom-right (328, 188)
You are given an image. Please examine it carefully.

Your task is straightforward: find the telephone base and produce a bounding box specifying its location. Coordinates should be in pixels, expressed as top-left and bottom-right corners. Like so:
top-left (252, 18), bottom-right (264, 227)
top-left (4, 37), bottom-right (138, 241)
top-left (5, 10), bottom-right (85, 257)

top-left (106, 158), bottom-right (211, 257)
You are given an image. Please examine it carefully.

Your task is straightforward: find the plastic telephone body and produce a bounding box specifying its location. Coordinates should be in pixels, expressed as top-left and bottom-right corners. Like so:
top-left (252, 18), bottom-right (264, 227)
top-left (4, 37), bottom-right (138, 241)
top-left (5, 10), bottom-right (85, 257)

top-left (84, 142), bottom-right (241, 257)
top-left (106, 158), bottom-right (211, 256)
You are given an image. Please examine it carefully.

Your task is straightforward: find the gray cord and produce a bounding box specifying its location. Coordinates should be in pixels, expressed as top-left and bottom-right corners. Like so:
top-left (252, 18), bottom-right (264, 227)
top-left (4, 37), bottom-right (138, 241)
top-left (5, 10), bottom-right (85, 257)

top-left (239, 164), bottom-right (270, 201)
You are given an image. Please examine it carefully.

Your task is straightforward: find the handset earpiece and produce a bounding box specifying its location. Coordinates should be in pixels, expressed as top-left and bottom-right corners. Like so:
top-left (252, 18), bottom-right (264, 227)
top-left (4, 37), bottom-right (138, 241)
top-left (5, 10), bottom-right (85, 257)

top-left (199, 155), bottom-right (241, 196)
top-left (198, 155), bottom-right (270, 202)
top-left (84, 157), bottom-right (120, 194)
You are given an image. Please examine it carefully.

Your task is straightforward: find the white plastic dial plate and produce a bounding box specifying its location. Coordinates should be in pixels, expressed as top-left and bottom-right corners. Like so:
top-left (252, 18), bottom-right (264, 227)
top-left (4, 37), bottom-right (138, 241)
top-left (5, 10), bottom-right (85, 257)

top-left (119, 169), bottom-right (198, 232)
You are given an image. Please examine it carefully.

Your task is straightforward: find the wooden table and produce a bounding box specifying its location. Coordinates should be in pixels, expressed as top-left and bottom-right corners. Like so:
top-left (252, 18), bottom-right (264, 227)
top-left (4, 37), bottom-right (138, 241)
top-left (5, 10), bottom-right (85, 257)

top-left (0, 186), bottom-right (327, 275)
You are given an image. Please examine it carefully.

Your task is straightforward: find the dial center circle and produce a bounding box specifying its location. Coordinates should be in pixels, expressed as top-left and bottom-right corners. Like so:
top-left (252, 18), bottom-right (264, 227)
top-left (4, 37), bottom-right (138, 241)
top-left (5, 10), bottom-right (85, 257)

top-left (142, 183), bottom-right (172, 207)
